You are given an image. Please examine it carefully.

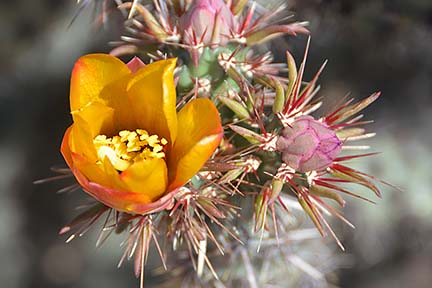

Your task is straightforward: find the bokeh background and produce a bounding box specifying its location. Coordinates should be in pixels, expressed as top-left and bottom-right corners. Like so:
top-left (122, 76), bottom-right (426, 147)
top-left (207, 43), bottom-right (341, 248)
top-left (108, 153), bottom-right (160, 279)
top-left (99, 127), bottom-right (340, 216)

top-left (1, 0), bottom-right (431, 287)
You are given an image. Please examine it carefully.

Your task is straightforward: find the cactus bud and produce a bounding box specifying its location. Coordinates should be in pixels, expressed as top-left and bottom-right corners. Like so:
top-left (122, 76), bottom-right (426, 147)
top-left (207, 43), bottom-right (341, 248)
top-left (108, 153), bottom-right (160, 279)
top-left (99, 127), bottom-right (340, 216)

top-left (276, 116), bottom-right (342, 172)
top-left (181, 0), bottom-right (237, 46)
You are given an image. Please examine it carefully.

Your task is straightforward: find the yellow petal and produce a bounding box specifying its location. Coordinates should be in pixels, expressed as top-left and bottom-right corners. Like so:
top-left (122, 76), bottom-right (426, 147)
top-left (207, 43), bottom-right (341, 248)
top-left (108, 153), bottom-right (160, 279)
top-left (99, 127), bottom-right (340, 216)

top-left (71, 152), bottom-right (113, 188)
top-left (100, 157), bottom-right (133, 191)
top-left (61, 126), bottom-right (74, 168)
top-left (127, 58), bottom-right (178, 144)
top-left (68, 102), bottom-right (115, 163)
top-left (61, 123), bottom-right (112, 190)
top-left (167, 98), bottom-right (223, 191)
top-left (71, 102), bottom-right (115, 137)
top-left (68, 123), bottom-right (98, 163)
top-left (120, 158), bottom-right (168, 204)
top-left (99, 77), bottom-right (138, 132)
top-left (70, 54), bottom-right (131, 111)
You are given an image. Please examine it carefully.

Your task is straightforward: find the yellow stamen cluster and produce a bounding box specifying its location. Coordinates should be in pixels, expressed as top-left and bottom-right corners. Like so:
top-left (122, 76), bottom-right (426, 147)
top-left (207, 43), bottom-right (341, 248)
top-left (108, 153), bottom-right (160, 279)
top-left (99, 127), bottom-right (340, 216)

top-left (93, 129), bottom-right (168, 172)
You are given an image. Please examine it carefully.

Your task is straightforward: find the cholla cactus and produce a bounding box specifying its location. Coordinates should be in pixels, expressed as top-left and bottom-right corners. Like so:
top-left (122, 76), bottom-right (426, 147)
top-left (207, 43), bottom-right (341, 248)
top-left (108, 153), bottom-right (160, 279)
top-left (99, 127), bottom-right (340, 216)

top-left (228, 40), bottom-right (386, 249)
top-left (39, 0), bottom-right (395, 286)
top-left (111, 0), bottom-right (307, 55)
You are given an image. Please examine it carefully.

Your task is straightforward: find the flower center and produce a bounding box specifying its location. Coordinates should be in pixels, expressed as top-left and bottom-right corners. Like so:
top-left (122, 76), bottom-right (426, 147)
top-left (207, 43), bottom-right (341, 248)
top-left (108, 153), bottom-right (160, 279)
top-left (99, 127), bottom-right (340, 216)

top-left (93, 129), bottom-right (168, 172)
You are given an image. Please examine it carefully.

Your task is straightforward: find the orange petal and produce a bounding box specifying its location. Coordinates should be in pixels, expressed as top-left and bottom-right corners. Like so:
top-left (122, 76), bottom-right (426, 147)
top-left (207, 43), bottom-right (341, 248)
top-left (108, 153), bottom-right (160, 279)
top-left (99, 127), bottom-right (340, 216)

top-left (68, 103), bottom-right (115, 163)
top-left (68, 123), bottom-right (98, 163)
top-left (61, 124), bottom-right (111, 189)
top-left (71, 102), bottom-right (115, 137)
top-left (167, 98), bottom-right (223, 190)
top-left (75, 169), bottom-right (175, 214)
top-left (64, 132), bottom-right (171, 214)
top-left (71, 152), bottom-right (113, 188)
top-left (74, 157), bottom-right (168, 214)
top-left (69, 165), bottom-right (163, 214)
top-left (120, 158), bottom-right (168, 204)
top-left (127, 58), bottom-right (178, 144)
top-left (61, 126), bottom-right (74, 168)
top-left (69, 151), bottom-right (168, 213)
top-left (70, 54), bottom-right (131, 111)
top-left (99, 76), bottom-right (138, 132)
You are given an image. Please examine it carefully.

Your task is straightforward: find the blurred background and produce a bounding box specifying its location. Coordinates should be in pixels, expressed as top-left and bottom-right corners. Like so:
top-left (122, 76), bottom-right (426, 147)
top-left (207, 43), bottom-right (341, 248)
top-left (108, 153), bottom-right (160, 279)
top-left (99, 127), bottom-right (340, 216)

top-left (0, 0), bottom-right (431, 287)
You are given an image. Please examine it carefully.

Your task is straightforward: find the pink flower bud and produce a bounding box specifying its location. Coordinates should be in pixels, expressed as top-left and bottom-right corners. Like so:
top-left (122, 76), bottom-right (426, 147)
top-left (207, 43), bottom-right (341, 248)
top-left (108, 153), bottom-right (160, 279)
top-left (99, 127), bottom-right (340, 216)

top-left (182, 0), bottom-right (237, 45)
top-left (276, 116), bottom-right (342, 172)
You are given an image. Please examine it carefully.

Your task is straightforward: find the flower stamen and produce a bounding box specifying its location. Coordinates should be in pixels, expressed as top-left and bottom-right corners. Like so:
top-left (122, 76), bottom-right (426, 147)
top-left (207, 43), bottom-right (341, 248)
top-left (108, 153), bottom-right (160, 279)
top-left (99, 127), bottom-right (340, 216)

top-left (93, 129), bottom-right (168, 171)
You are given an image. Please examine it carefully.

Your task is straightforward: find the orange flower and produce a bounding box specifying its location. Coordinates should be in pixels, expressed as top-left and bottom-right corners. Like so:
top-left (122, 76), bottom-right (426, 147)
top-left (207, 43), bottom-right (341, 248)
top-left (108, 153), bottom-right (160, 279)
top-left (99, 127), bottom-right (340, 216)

top-left (61, 54), bottom-right (223, 214)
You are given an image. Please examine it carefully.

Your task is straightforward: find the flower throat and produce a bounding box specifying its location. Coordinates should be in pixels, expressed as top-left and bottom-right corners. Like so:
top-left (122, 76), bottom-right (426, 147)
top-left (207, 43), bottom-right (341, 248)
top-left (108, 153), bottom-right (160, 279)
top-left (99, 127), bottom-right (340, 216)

top-left (93, 129), bottom-right (167, 172)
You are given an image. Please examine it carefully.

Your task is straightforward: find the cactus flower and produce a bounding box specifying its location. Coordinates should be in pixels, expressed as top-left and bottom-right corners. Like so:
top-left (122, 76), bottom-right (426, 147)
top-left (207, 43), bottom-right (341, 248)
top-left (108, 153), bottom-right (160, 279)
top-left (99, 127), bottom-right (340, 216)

top-left (276, 116), bottom-right (342, 172)
top-left (61, 54), bottom-right (223, 214)
top-left (181, 0), bottom-right (237, 46)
